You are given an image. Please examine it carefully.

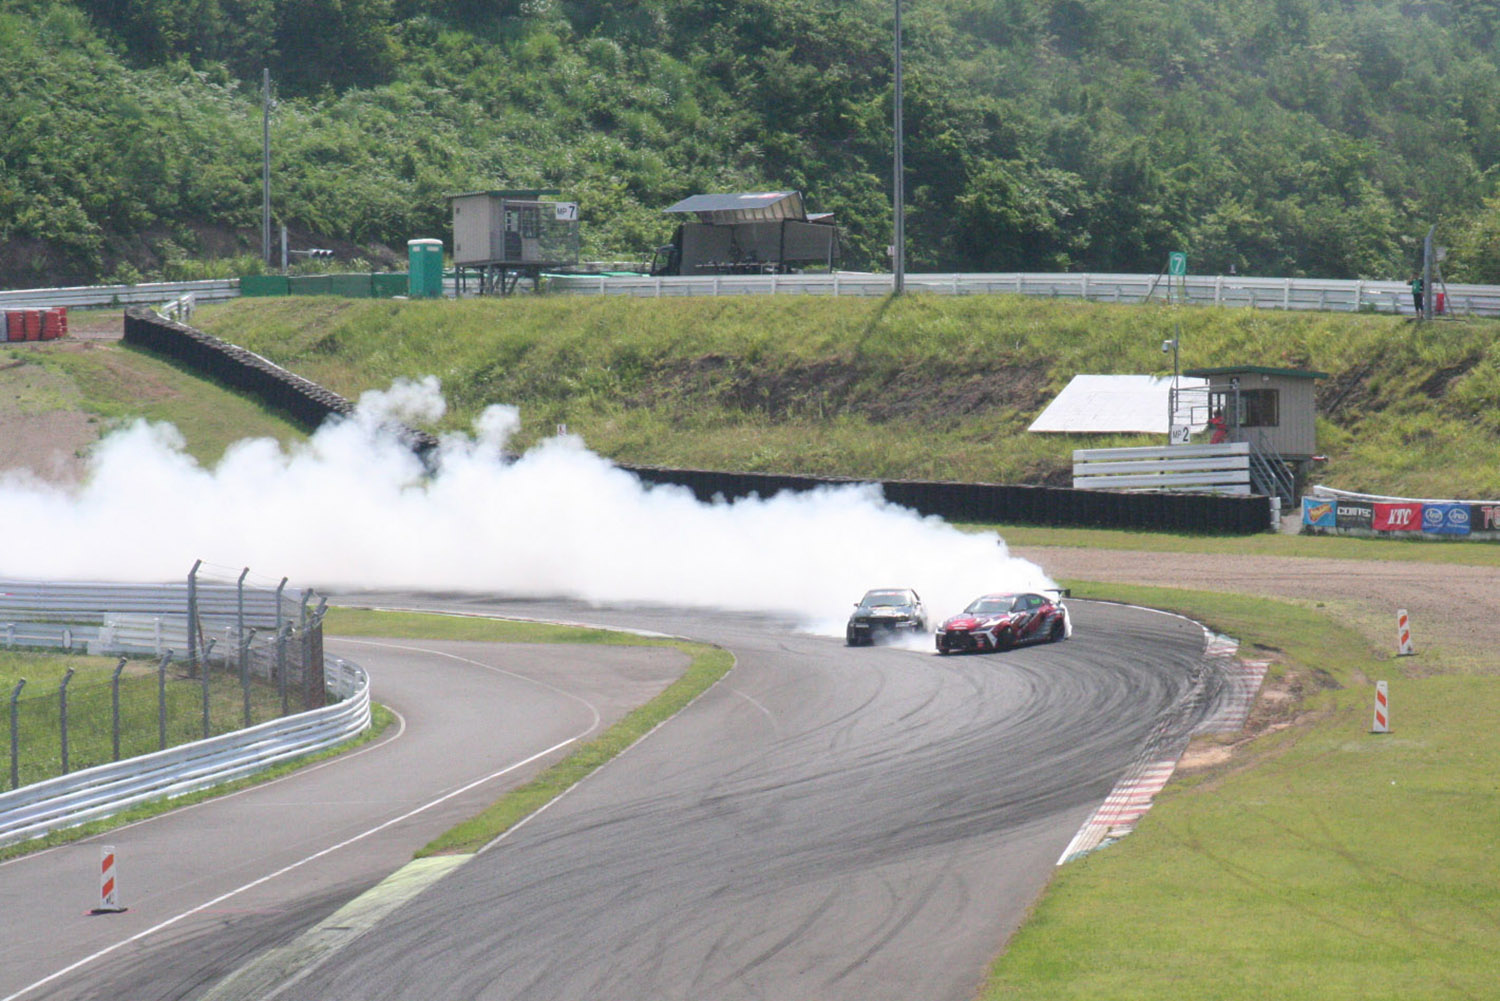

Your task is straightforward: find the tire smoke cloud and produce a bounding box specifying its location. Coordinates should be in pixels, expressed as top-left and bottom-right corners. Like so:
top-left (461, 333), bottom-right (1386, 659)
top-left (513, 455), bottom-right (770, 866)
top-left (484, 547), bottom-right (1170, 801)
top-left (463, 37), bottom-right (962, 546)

top-left (0, 379), bottom-right (1054, 630)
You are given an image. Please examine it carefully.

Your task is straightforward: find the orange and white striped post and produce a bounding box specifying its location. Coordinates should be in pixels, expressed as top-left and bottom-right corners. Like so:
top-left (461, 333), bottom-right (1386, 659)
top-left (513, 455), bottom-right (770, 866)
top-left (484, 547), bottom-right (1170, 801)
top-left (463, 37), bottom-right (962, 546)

top-left (1396, 609), bottom-right (1414, 656)
top-left (1371, 681), bottom-right (1390, 734)
top-left (92, 845), bottom-right (127, 914)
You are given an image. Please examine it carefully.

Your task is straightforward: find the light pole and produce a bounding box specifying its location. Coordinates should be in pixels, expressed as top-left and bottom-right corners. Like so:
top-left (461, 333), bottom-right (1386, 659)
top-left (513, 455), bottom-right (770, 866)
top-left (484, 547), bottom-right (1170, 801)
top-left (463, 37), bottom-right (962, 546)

top-left (892, 0), bottom-right (905, 296)
top-left (262, 68), bottom-right (272, 268)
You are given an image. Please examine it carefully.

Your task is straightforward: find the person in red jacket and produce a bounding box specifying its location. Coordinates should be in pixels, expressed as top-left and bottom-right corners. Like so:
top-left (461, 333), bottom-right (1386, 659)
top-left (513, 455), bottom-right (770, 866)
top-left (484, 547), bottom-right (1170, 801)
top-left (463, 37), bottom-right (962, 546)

top-left (1208, 409), bottom-right (1228, 443)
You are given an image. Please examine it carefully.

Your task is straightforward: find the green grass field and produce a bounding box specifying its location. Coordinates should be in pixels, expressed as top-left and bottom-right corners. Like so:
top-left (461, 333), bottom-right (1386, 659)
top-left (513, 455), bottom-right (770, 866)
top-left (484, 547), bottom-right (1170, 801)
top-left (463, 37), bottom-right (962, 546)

top-left (978, 580), bottom-right (1500, 1001)
top-left (0, 651), bottom-right (306, 787)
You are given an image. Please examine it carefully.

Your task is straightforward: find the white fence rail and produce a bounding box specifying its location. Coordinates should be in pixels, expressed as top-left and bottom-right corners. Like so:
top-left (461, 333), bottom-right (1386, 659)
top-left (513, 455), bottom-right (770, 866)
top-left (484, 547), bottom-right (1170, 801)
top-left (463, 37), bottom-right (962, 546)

top-left (545, 271), bottom-right (1500, 316)
top-left (0, 657), bottom-right (368, 847)
top-left (1073, 442), bottom-right (1252, 494)
top-left (0, 578), bottom-right (304, 657)
top-left (0, 279), bottom-right (238, 310)
top-left (6, 272), bottom-right (1500, 317)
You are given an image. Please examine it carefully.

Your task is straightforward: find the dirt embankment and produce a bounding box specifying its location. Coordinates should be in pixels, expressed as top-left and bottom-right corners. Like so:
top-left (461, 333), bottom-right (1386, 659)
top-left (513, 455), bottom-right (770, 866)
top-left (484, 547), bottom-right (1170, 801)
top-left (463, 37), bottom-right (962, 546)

top-left (0, 312), bottom-right (127, 486)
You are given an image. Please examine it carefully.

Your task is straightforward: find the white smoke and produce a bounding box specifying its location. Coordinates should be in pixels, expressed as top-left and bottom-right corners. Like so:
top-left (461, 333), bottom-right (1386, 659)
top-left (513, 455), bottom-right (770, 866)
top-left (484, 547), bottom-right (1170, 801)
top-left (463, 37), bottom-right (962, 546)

top-left (0, 378), bottom-right (1054, 632)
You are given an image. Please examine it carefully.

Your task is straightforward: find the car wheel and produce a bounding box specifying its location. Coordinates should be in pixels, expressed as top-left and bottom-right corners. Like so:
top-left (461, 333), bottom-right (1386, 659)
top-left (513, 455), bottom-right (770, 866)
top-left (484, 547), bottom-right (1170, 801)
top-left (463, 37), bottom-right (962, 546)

top-left (1049, 617), bottom-right (1066, 642)
top-left (996, 628), bottom-right (1015, 651)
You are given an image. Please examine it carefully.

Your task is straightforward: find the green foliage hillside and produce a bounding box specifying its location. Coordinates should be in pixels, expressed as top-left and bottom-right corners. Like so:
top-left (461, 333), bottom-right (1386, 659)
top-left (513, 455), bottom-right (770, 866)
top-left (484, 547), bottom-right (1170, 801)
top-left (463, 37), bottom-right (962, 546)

top-left (9, 0), bottom-right (1500, 287)
top-left (194, 294), bottom-right (1500, 500)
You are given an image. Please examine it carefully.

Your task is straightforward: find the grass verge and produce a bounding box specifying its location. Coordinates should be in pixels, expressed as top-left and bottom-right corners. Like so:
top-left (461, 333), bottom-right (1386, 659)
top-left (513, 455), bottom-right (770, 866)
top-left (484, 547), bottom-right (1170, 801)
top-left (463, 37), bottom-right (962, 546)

top-left (979, 580), bottom-right (1500, 1000)
top-left (993, 522), bottom-right (1500, 566)
top-left (321, 607), bottom-right (733, 857)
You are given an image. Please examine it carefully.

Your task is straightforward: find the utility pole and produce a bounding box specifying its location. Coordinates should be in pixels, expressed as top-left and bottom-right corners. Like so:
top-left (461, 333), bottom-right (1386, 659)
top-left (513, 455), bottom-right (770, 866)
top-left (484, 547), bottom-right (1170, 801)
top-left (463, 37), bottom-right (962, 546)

top-left (892, 0), bottom-right (905, 296)
top-left (262, 68), bottom-right (272, 268)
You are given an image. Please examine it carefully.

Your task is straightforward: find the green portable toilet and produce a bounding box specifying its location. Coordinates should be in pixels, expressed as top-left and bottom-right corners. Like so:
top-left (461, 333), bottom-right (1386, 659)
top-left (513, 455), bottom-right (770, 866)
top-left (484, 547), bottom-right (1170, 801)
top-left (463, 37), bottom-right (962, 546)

top-left (408, 239), bottom-right (444, 298)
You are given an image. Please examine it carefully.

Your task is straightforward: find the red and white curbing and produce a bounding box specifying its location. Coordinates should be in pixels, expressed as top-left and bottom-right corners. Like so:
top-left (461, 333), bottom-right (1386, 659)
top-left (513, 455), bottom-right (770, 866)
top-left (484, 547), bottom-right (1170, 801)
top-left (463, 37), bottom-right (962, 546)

top-left (1057, 760), bottom-right (1179, 862)
top-left (91, 845), bottom-right (127, 914)
top-left (1396, 609), bottom-right (1414, 656)
top-left (1197, 657), bottom-right (1271, 735)
top-left (1058, 629), bottom-right (1267, 865)
top-left (1372, 680), bottom-right (1390, 733)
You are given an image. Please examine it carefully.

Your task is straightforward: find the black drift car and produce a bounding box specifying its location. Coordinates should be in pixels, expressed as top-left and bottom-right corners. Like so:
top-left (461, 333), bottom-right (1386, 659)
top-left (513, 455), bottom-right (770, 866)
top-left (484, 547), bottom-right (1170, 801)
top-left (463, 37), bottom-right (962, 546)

top-left (846, 588), bottom-right (930, 646)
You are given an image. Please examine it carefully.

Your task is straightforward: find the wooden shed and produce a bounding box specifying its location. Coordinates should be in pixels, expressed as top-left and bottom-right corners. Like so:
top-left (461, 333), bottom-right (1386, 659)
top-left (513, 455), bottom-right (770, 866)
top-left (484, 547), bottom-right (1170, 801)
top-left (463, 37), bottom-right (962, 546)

top-left (1182, 366), bottom-right (1326, 459)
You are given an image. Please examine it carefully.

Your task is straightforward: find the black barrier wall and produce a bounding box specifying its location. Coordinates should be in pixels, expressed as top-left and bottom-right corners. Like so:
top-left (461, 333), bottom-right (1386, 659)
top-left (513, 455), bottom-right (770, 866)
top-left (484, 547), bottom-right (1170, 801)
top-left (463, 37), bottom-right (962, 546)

top-left (124, 307), bottom-right (438, 450)
top-left (124, 307), bottom-right (1268, 534)
top-left (621, 466), bottom-right (1271, 535)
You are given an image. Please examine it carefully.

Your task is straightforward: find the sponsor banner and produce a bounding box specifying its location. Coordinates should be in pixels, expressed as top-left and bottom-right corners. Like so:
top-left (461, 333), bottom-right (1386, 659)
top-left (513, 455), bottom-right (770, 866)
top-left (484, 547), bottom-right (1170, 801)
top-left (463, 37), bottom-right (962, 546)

top-left (1422, 503), bottom-right (1471, 535)
top-left (1335, 500), bottom-right (1374, 530)
top-left (1373, 502), bottom-right (1422, 532)
top-left (1301, 497), bottom-right (1335, 528)
top-left (1471, 503), bottom-right (1500, 532)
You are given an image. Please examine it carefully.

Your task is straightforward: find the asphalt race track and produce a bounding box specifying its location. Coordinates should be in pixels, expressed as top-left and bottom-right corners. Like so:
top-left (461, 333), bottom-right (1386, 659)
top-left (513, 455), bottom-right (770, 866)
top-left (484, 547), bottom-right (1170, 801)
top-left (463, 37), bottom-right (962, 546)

top-left (0, 595), bottom-right (1217, 1001)
top-left (0, 635), bottom-right (688, 1001)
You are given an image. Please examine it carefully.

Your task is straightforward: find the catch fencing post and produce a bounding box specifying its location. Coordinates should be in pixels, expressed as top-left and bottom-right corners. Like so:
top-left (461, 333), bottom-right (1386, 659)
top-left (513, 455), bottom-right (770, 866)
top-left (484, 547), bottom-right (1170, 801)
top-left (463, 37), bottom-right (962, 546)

top-left (241, 628), bottom-right (258, 728)
top-left (201, 639), bottom-right (216, 739)
top-left (8, 679), bottom-right (23, 790)
top-left (277, 621), bottom-right (291, 716)
top-left (187, 559), bottom-right (201, 678)
top-left (157, 650), bottom-right (172, 750)
top-left (59, 668), bottom-right (75, 775)
top-left (111, 657), bottom-right (126, 762)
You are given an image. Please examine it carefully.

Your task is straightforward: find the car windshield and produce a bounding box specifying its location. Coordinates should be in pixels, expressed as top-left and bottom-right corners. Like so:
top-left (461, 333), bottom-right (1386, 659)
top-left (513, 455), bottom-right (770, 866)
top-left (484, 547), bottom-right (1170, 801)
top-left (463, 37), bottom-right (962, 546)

top-left (861, 591), bottom-right (911, 610)
top-left (964, 595), bottom-right (1016, 614)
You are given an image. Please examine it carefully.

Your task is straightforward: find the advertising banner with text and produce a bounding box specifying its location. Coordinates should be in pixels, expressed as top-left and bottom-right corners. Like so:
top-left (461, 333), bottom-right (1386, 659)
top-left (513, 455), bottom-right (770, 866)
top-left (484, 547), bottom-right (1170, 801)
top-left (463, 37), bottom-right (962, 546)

top-left (1422, 503), bottom-right (1471, 535)
top-left (1335, 499), bottom-right (1374, 530)
top-left (1372, 502), bottom-right (1422, 531)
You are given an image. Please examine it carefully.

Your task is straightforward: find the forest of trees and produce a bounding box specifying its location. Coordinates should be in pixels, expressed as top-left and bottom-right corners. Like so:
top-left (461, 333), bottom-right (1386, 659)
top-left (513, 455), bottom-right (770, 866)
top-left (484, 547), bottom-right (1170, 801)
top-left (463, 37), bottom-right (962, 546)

top-left (6, 0), bottom-right (1500, 287)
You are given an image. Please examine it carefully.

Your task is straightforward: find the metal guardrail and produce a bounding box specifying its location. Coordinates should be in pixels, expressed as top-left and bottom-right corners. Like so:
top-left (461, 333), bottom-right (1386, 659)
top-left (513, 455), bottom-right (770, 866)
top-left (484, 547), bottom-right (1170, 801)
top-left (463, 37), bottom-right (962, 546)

top-left (8, 272), bottom-right (1500, 317)
top-left (0, 579), bottom-right (290, 623)
top-left (543, 271), bottom-right (1500, 316)
top-left (0, 656), bottom-right (368, 847)
top-left (0, 279), bottom-right (239, 310)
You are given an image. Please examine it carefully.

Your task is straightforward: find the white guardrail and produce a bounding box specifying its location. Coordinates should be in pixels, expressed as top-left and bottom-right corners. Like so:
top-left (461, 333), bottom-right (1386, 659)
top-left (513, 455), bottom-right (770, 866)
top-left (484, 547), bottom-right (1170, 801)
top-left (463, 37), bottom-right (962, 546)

top-left (5, 272), bottom-right (1500, 317)
top-left (0, 580), bottom-right (364, 847)
top-left (0, 658), bottom-right (368, 848)
top-left (0, 279), bottom-right (239, 310)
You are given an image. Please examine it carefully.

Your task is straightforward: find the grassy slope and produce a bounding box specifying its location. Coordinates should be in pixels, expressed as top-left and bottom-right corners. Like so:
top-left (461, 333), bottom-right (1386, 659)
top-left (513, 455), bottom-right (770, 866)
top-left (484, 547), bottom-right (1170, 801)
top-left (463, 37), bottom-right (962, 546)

top-left (194, 294), bottom-right (1500, 497)
top-left (2, 336), bottom-right (306, 467)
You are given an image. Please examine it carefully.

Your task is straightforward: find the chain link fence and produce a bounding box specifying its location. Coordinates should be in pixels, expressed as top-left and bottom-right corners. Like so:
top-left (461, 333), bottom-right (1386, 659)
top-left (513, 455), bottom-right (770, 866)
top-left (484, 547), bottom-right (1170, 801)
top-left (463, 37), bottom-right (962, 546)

top-left (1, 563), bottom-right (326, 790)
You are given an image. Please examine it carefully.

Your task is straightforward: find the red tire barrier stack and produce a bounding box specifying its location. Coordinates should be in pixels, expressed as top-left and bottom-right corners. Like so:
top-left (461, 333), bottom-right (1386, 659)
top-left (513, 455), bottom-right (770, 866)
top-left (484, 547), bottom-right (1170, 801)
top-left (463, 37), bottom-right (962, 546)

top-left (2, 307), bottom-right (66, 342)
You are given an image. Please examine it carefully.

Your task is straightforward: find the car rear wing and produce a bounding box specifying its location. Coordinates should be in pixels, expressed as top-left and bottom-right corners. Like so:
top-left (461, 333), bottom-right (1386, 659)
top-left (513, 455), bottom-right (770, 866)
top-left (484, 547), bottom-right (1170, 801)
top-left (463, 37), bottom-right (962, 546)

top-left (1044, 587), bottom-right (1071, 599)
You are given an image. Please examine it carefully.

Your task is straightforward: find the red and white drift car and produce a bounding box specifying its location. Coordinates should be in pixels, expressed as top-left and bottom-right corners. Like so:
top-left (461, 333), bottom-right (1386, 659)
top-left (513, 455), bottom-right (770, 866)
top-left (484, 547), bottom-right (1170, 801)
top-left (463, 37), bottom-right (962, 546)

top-left (934, 590), bottom-right (1070, 654)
